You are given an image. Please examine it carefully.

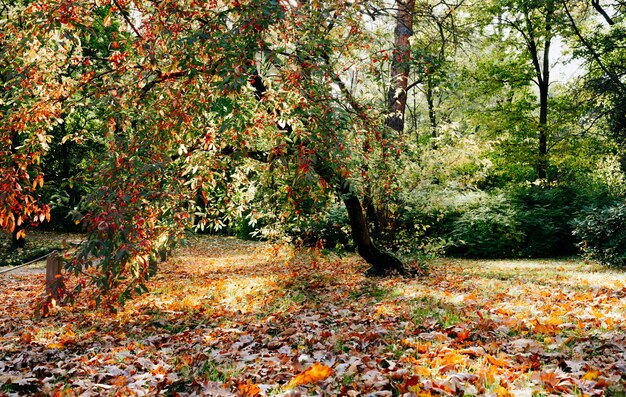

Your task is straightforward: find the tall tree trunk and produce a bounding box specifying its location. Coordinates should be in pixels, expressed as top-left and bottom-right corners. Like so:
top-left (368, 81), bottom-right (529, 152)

top-left (426, 75), bottom-right (437, 146)
top-left (524, 1), bottom-right (553, 180)
top-left (368, 0), bottom-right (416, 245)
top-left (537, 3), bottom-right (553, 181)
top-left (386, 0), bottom-right (416, 135)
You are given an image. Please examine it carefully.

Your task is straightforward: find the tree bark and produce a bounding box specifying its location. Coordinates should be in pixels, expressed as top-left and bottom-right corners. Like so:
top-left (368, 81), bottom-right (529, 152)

top-left (386, 0), bottom-right (416, 135)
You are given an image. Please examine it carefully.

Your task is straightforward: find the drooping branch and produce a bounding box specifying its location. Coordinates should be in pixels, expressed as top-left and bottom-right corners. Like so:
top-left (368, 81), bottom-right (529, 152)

top-left (248, 69), bottom-right (407, 275)
top-left (112, 0), bottom-right (143, 39)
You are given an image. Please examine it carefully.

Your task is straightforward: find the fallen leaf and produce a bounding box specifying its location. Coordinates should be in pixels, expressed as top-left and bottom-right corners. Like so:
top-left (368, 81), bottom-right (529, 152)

top-left (237, 380), bottom-right (261, 396)
top-left (287, 362), bottom-right (332, 387)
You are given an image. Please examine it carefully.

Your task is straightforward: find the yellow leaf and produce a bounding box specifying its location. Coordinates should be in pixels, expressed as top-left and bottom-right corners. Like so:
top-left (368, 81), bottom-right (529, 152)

top-left (287, 362), bottom-right (332, 387)
top-left (494, 385), bottom-right (513, 397)
top-left (414, 365), bottom-right (431, 377)
top-left (582, 370), bottom-right (599, 381)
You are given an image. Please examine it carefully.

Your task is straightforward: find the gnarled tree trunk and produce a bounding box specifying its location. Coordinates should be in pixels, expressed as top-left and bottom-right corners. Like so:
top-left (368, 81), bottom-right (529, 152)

top-left (312, 159), bottom-right (405, 275)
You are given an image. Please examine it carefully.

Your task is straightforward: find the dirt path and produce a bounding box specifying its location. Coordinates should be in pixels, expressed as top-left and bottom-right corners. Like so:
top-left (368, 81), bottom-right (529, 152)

top-left (0, 260), bottom-right (47, 276)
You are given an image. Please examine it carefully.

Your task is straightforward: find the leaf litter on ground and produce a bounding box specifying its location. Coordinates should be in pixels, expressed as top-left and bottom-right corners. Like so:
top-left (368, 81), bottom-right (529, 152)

top-left (0, 235), bottom-right (625, 396)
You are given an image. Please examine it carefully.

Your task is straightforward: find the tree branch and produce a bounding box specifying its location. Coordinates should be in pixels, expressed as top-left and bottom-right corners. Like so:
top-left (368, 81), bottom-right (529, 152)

top-left (591, 0), bottom-right (615, 25)
top-left (562, 0), bottom-right (626, 93)
top-left (112, 0), bottom-right (143, 39)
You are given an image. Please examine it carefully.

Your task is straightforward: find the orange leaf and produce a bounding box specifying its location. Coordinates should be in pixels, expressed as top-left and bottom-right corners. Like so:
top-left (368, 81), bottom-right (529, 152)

top-left (20, 332), bottom-right (33, 344)
top-left (456, 328), bottom-right (471, 342)
top-left (287, 362), bottom-right (333, 387)
top-left (486, 354), bottom-right (510, 368)
top-left (237, 380), bottom-right (261, 397)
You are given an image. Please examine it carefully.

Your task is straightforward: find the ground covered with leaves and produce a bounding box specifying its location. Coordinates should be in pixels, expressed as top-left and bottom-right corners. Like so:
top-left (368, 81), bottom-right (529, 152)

top-left (1, 236), bottom-right (626, 396)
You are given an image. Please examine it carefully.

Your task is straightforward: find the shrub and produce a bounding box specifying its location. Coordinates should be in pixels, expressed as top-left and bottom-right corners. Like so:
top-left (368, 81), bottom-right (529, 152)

top-left (299, 204), bottom-right (354, 251)
top-left (395, 182), bottom-right (615, 259)
top-left (446, 193), bottom-right (524, 258)
top-left (573, 202), bottom-right (626, 267)
top-left (510, 186), bottom-right (581, 257)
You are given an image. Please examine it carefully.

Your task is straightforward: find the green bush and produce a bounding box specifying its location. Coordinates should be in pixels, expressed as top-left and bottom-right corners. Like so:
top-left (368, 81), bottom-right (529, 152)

top-left (446, 193), bottom-right (524, 258)
top-left (299, 204), bottom-right (354, 251)
top-left (395, 184), bottom-right (612, 259)
top-left (510, 186), bottom-right (584, 257)
top-left (573, 202), bottom-right (626, 267)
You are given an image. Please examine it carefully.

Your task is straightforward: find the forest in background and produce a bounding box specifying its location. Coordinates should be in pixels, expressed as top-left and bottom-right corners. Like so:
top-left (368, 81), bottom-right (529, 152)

top-left (1, 0), bottom-right (626, 302)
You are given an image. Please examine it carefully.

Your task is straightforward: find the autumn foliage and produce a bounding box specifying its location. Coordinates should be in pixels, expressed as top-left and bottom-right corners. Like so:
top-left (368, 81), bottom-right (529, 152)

top-left (2, 0), bottom-right (413, 297)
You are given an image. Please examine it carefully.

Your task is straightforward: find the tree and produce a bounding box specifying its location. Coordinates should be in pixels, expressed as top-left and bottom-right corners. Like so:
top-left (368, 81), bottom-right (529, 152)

top-left (485, 0), bottom-right (565, 181)
top-left (3, 0), bottom-right (421, 303)
top-left (561, 0), bottom-right (626, 170)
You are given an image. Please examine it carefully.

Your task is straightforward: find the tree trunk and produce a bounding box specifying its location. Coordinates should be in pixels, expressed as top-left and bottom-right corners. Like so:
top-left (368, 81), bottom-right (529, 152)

top-left (11, 227), bottom-right (25, 250)
top-left (538, 82), bottom-right (548, 180)
top-left (386, 0), bottom-right (416, 135)
top-left (523, 2), bottom-right (553, 181)
top-left (426, 75), bottom-right (437, 146)
top-left (537, 4), bottom-right (552, 181)
top-left (343, 195), bottom-right (405, 275)
top-left (314, 161), bottom-right (405, 275)
top-left (369, 0), bottom-right (416, 245)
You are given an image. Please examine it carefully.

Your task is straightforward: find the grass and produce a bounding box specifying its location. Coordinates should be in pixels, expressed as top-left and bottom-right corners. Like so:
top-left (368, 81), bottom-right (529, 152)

top-left (410, 296), bottom-right (468, 329)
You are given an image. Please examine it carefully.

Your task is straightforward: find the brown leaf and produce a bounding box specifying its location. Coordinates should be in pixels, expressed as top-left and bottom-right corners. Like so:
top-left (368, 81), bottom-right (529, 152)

top-left (20, 332), bottom-right (32, 344)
